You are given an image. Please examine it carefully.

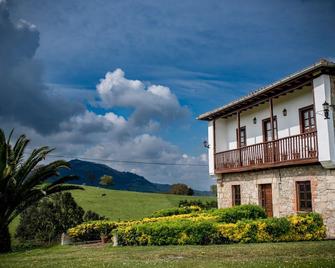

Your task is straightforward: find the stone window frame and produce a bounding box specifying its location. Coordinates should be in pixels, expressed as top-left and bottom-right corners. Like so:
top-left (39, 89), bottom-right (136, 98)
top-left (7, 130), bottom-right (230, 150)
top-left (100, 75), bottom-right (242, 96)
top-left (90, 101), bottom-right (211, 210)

top-left (232, 185), bottom-right (241, 206)
top-left (296, 180), bottom-right (313, 212)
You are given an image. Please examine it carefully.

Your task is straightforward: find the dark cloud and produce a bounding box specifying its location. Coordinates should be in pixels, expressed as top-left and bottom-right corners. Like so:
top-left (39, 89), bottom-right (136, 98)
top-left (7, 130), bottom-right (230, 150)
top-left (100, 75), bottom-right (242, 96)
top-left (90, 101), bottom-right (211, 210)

top-left (0, 1), bottom-right (84, 134)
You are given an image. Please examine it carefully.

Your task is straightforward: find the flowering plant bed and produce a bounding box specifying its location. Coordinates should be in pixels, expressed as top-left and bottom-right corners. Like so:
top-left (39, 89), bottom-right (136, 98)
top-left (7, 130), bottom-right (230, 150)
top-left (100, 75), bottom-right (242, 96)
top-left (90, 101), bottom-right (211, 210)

top-left (68, 205), bottom-right (325, 245)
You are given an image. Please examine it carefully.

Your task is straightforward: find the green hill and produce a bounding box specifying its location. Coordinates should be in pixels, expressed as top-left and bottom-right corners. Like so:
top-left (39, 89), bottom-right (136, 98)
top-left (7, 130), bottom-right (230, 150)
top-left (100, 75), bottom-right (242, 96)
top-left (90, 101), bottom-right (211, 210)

top-left (58, 159), bottom-right (212, 196)
top-left (71, 186), bottom-right (215, 220)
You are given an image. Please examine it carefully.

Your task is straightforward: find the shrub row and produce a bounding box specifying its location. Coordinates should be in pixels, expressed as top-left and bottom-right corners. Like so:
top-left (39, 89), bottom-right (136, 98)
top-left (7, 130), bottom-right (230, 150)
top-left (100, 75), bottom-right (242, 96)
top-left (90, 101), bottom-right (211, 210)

top-left (67, 220), bottom-right (118, 241)
top-left (68, 213), bottom-right (217, 241)
top-left (150, 205), bottom-right (202, 218)
top-left (117, 220), bottom-right (219, 246)
top-left (218, 213), bottom-right (326, 243)
top-left (178, 199), bottom-right (218, 210)
top-left (210, 204), bottom-right (267, 223)
top-left (116, 213), bottom-right (326, 246)
top-left (68, 205), bottom-right (264, 241)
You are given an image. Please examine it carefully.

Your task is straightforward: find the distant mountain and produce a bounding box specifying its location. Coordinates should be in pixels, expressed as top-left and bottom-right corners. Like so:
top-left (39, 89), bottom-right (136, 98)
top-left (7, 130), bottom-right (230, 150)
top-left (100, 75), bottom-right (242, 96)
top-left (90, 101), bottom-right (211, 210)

top-left (58, 159), bottom-right (212, 196)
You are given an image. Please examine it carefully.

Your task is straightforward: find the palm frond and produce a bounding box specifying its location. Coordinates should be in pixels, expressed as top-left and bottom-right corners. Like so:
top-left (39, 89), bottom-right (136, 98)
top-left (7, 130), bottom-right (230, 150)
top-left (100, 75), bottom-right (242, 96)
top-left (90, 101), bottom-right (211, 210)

top-left (44, 184), bottom-right (84, 196)
top-left (19, 160), bottom-right (71, 189)
top-left (0, 128), bottom-right (84, 233)
top-left (14, 146), bottom-right (54, 185)
top-left (46, 175), bottom-right (79, 188)
top-left (12, 134), bottom-right (29, 168)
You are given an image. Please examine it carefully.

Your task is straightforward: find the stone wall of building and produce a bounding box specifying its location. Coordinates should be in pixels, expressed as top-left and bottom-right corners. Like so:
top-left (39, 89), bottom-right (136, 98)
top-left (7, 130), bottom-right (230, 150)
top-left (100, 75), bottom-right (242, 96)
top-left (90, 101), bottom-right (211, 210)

top-left (216, 164), bottom-right (335, 238)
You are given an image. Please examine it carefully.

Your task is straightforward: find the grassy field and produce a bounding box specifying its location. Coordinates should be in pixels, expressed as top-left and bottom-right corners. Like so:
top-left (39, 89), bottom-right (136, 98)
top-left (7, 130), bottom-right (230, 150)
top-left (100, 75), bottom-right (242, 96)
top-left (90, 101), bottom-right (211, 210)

top-left (1, 241), bottom-right (334, 268)
top-left (9, 186), bottom-right (215, 243)
top-left (70, 186), bottom-right (215, 220)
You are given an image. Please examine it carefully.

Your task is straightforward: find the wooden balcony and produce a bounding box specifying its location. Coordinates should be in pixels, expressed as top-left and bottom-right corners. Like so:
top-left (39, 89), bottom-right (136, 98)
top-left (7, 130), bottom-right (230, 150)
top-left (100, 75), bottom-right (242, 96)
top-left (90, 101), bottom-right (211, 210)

top-left (215, 131), bottom-right (318, 173)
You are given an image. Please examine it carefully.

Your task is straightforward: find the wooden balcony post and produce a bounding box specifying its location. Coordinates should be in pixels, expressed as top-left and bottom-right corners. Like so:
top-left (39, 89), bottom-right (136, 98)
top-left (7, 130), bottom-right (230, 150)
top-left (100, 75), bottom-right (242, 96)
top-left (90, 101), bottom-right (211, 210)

top-left (237, 111), bottom-right (242, 166)
top-left (213, 119), bottom-right (216, 170)
top-left (269, 98), bottom-right (275, 162)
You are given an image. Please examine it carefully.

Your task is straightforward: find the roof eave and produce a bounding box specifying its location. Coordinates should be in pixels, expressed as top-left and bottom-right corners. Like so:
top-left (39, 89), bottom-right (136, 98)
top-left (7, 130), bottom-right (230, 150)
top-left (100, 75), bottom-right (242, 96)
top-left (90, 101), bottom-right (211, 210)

top-left (197, 59), bottom-right (335, 121)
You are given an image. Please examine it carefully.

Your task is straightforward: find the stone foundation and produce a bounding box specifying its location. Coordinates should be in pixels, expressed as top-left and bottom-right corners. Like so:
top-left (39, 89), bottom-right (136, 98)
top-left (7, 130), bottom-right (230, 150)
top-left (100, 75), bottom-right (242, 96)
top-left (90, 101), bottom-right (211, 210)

top-left (216, 164), bottom-right (335, 238)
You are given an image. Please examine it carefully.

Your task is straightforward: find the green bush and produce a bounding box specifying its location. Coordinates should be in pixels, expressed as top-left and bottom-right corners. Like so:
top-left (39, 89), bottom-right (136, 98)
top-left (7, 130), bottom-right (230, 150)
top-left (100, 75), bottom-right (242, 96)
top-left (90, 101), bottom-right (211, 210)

top-left (210, 205), bottom-right (267, 223)
top-left (150, 206), bottom-right (202, 218)
top-left (16, 192), bottom-right (84, 244)
top-left (264, 217), bottom-right (291, 238)
top-left (178, 199), bottom-right (218, 209)
top-left (83, 210), bottom-right (107, 221)
top-left (117, 220), bottom-right (219, 246)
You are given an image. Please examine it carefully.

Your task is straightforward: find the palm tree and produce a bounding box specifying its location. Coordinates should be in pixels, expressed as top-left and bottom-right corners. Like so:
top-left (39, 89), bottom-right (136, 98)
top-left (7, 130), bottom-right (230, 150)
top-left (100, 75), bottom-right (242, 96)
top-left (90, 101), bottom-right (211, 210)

top-left (0, 129), bottom-right (83, 253)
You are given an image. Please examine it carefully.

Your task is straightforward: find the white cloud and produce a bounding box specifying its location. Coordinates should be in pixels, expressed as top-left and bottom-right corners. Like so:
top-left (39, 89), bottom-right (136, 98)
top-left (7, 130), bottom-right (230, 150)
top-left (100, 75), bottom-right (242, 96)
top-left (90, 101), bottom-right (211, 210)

top-left (147, 85), bottom-right (173, 99)
top-left (96, 68), bottom-right (190, 126)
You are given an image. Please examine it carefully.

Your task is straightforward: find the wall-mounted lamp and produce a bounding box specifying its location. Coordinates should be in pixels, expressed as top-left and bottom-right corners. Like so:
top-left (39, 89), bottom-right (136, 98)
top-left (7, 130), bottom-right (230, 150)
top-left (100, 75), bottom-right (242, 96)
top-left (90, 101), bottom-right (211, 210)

top-left (253, 117), bottom-right (257, 124)
top-left (282, 108), bottom-right (287, 117)
top-left (322, 101), bottom-right (335, 120)
top-left (203, 140), bottom-right (210, 148)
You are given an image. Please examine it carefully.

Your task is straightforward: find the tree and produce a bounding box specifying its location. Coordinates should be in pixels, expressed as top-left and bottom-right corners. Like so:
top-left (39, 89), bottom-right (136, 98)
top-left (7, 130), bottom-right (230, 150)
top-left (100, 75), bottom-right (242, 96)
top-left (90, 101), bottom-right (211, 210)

top-left (187, 187), bottom-right (194, 196)
top-left (15, 192), bottom-right (84, 244)
top-left (99, 175), bottom-right (113, 186)
top-left (0, 129), bottom-right (83, 253)
top-left (210, 184), bottom-right (217, 196)
top-left (170, 183), bottom-right (194, 196)
top-left (83, 210), bottom-right (107, 222)
top-left (85, 171), bottom-right (97, 185)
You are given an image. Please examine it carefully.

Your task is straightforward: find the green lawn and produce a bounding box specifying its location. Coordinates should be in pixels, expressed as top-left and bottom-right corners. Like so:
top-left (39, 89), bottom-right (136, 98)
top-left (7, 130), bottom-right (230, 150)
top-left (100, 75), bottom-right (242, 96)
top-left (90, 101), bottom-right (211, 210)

top-left (9, 186), bottom-right (215, 244)
top-left (1, 241), bottom-right (334, 268)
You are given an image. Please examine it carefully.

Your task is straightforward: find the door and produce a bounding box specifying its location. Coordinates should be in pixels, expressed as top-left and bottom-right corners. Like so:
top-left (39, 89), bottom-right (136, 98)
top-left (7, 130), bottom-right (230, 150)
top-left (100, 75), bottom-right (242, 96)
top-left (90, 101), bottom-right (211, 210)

top-left (260, 184), bottom-right (273, 217)
top-left (262, 117), bottom-right (278, 162)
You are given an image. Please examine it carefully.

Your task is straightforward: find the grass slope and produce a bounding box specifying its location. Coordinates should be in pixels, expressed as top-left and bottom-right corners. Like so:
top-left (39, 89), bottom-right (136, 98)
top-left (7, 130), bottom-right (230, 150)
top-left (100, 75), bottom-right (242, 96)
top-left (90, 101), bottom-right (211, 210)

top-left (1, 241), bottom-right (334, 268)
top-left (71, 186), bottom-right (215, 220)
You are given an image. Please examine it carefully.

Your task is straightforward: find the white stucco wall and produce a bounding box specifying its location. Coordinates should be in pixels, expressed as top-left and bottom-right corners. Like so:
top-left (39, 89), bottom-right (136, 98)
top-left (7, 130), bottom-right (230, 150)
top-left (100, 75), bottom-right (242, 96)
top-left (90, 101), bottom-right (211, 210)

top-left (313, 74), bottom-right (335, 168)
top-left (208, 120), bottom-right (215, 175)
top-left (215, 85), bottom-right (314, 153)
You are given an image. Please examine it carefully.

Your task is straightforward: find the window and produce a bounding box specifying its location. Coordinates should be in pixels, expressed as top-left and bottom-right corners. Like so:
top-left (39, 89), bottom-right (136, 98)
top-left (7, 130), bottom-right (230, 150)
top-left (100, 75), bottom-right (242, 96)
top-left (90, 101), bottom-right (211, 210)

top-left (299, 105), bottom-right (315, 133)
top-left (232, 185), bottom-right (241, 206)
top-left (296, 181), bottom-right (312, 212)
top-left (236, 126), bottom-right (247, 147)
top-left (262, 117), bottom-right (278, 142)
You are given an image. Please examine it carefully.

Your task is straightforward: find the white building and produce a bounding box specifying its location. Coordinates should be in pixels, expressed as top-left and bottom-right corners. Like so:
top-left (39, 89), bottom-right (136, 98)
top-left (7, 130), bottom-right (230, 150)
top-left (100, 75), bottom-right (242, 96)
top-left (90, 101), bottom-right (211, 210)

top-left (198, 59), bottom-right (335, 237)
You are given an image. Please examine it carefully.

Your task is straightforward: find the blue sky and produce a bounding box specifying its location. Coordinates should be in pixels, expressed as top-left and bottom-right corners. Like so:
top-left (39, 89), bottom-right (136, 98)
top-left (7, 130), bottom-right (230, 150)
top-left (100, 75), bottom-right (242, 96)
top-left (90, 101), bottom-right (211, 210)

top-left (1, 0), bottom-right (334, 190)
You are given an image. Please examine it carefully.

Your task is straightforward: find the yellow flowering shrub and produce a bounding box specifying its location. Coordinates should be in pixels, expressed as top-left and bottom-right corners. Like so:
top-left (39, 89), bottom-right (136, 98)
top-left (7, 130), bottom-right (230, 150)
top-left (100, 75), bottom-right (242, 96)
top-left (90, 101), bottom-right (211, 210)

top-left (68, 220), bottom-right (118, 241)
top-left (68, 207), bottom-right (325, 244)
top-left (217, 213), bottom-right (326, 243)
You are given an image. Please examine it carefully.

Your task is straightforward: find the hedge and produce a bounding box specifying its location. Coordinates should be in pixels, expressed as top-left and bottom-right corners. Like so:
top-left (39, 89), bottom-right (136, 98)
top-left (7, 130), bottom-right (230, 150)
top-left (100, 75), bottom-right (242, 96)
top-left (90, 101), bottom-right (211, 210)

top-left (209, 205), bottom-right (267, 223)
top-left (178, 199), bottom-right (218, 210)
top-left (218, 213), bottom-right (326, 243)
top-left (68, 205), bottom-right (264, 241)
top-left (117, 220), bottom-right (220, 246)
top-left (67, 220), bottom-right (118, 241)
top-left (67, 205), bottom-right (325, 245)
top-left (116, 213), bottom-right (326, 246)
top-left (67, 213), bottom-right (217, 241)
top-left (150, 206), bottom-right (202, 218)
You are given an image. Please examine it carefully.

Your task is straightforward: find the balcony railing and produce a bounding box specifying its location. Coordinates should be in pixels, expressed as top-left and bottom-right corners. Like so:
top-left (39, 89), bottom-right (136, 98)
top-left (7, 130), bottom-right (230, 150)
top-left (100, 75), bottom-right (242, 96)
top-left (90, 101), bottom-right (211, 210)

top-left (215, 131), bottom-right (318, 173)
